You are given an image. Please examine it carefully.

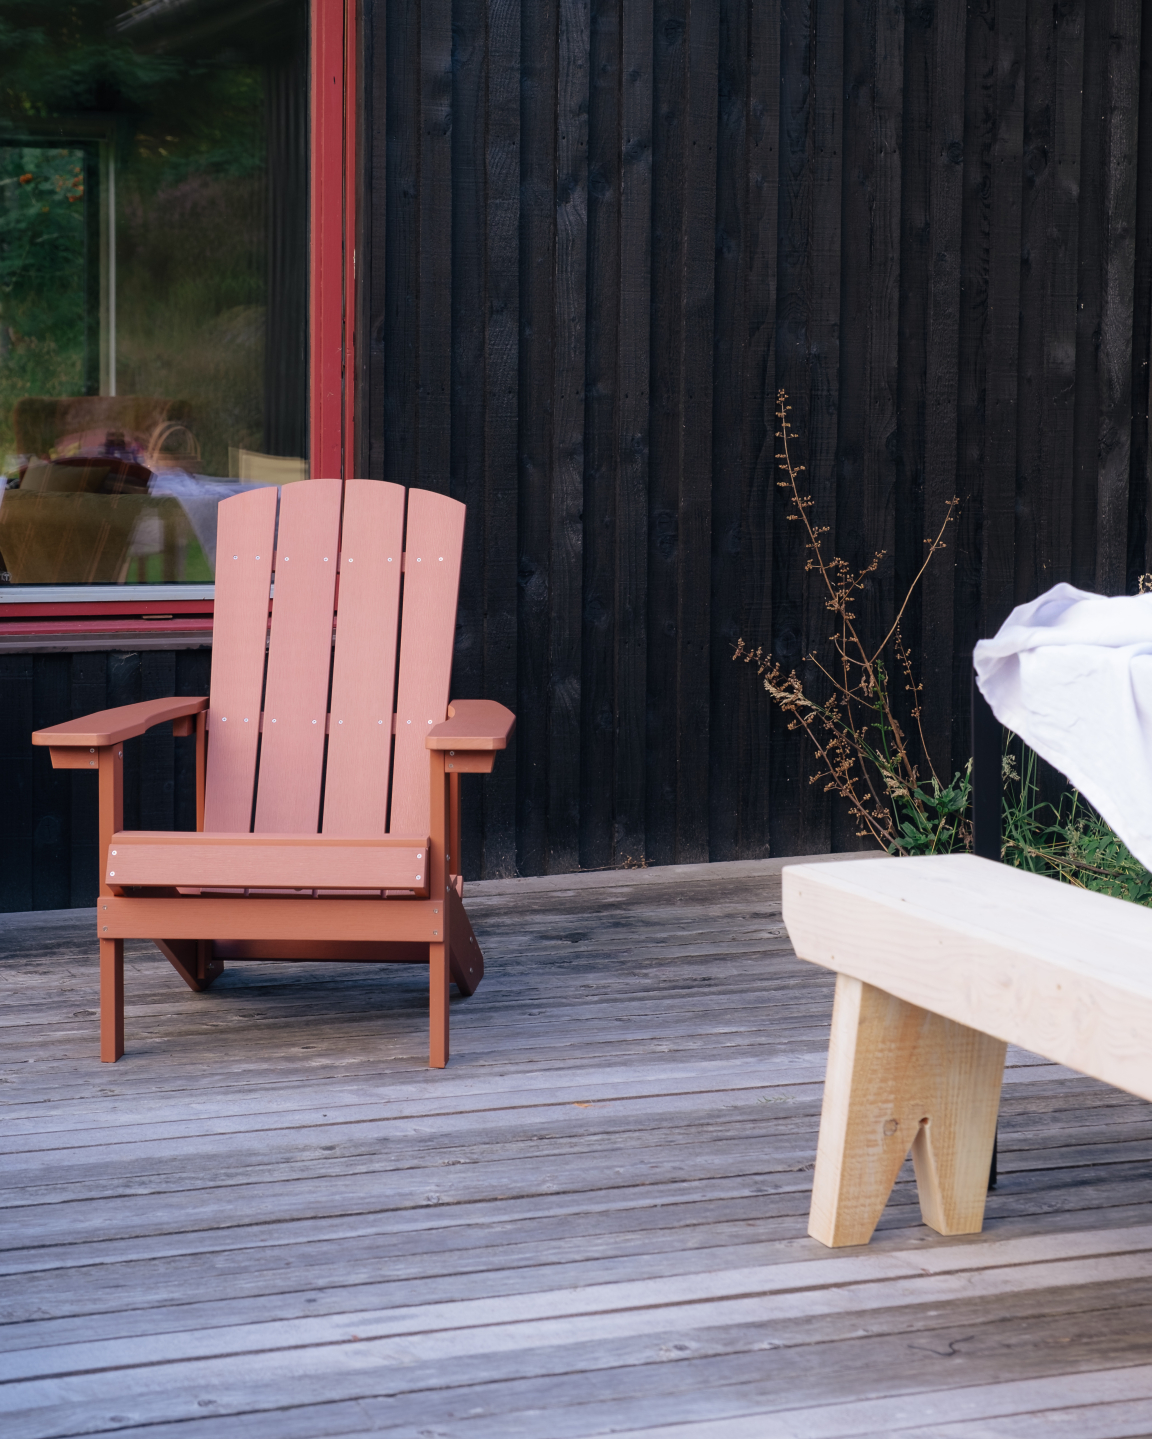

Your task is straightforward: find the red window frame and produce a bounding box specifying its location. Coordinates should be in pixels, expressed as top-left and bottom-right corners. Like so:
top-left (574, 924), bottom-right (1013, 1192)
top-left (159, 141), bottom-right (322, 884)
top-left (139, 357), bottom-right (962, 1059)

top-left (0, 0), bottom-right (357, 644)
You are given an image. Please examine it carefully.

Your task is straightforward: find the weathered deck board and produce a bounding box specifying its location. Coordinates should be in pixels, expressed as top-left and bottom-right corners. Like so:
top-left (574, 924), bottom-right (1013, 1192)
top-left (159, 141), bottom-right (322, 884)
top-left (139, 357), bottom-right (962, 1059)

top-left (3, 857), bottom-right (1152, 1438)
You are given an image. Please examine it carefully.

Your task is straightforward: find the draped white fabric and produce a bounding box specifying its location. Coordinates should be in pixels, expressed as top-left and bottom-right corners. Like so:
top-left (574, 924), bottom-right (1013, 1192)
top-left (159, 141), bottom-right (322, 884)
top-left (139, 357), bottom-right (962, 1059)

top-left (974, 583), bottom-right (1152, 869)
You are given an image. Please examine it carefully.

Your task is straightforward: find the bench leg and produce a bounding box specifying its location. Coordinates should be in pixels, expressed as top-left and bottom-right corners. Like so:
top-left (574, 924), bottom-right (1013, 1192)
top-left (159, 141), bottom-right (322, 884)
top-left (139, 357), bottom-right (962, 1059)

top-left (809, 974), bottom-right (1006, 1247)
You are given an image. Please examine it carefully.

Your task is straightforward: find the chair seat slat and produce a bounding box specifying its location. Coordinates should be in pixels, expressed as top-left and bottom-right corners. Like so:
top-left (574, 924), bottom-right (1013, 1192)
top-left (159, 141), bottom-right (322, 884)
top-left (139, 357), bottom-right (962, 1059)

top-left (106, 831), bottom-right (429, 892)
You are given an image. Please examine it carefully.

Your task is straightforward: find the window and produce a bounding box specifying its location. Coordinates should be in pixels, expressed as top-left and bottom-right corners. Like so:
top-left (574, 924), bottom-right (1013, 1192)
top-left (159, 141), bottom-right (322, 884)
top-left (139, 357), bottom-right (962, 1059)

top-left (0, 0), bottom-right (311, 587)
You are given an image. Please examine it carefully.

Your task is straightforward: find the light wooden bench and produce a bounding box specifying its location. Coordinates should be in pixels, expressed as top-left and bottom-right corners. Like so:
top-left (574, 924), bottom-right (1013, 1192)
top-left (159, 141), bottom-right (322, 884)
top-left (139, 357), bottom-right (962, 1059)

top-left (782, 854), bottom-right (1152, 1247)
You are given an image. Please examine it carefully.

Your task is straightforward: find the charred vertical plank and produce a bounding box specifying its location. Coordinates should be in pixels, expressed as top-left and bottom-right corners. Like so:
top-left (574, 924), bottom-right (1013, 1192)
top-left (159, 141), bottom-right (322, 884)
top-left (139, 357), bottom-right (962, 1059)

top-left (835, 0), bottom-right (902, 845)
top-left (31, 658), bottom-right (70, 911)
top-left (838, 0), bottom-right (903, 616)
top-left (647, 0), bottom-right (689, 865)
top-left (546, 0), bottom-right (589, 874)
top-left (894, 1), bottom-right (930, 773)
top-left (711, 0), bottom-right (751, 861)
top-left (0, 655), bottom-right (35, 912)
top-left (1095, 0), bottom-right (1141, 594)
top-left (384, 0), bottom-right (420, 489)
top-left (647, 0), bottom-right (718, 865)
top-left (1070, 0), bottom-right (1105, 589)
top-left (1129, 0), bottom-right (1152, 591)
top-left (1016, 0), bottom-right (1084, 600)
top-left (518, 0), bottom-right (559, 874)
top-left (450, 0), bottom-right (488, 878)
top-left (771, 0), bottom-right (843, 858)
top-left (361, 0), bottom-right (388, 480)
top-left (69, 652), bottom-right (107, 906)
top-left (419, 0), bottom-right (453, 494)
top-left (981, 0), bottom-right (1025, 634)
top-left (955, 0), bottom-right (1025, 742)
top-left (482, 0), bottom-right (522, 876)
top-left (107, 652), bottom-right (142, 835)
top-left (675, 0), bottom-right (718, 863)
top-left (581, 0), bottom-right (623, 870)
top-left (1068, 0), bottom-right (1144, 596)
top-left (174, 649), bottom-right (211, 833)
top-left (139, 651), bottom-right (176, 834)
top-left (952, 0), bottom-right (992, 737)
top-left (919, 0), bottom-right (966, 776)
top-left (614, 0), bottom-right (654, 866)
top-left (711, 0), bottom-right (780, 859)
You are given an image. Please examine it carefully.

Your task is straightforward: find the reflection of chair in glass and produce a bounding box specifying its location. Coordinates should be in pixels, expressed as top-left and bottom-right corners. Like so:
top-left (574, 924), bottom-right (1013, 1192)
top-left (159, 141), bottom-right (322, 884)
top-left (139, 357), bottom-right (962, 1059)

top-left (13, 396), bottom-right (188, 462)
top-left (3, 395), bottom-right (199, 582)
top-left (229, 446), bottom-right (307, 484)
top-left (0, 491), bottom-right (193, 583)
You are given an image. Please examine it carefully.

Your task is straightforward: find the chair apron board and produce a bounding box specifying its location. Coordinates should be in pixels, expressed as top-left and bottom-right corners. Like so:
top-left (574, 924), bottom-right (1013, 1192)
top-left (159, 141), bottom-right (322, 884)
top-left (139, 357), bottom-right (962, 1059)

top-left (55, 477), bottom-right (499, 1069)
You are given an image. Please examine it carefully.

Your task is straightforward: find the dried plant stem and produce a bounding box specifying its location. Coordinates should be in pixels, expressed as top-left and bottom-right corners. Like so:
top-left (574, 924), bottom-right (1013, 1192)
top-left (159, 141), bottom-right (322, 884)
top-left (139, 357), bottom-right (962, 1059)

top-left (735, 391), bottom-right (966, 855)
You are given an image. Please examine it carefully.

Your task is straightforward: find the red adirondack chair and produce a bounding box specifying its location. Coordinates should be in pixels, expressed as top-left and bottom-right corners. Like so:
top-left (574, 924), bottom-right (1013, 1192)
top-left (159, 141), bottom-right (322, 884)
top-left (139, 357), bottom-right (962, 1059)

top-left (31, 479), bottom-right (515, 1067)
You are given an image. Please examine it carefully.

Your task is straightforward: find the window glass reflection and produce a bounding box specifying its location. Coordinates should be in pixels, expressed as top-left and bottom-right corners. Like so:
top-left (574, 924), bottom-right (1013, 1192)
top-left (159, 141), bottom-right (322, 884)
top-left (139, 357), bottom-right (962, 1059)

top-left (0, 0), bottom-right (309, 585)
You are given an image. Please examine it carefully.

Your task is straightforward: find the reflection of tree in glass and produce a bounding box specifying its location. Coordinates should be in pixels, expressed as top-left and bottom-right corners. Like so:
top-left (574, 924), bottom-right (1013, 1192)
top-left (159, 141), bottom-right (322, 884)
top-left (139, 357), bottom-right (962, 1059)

top-left (117, 166), bottom-right (266, 478)
top-left (0, 1), bottom-right (280, 473)
top-left (0, 148), bottom-right (88, 456)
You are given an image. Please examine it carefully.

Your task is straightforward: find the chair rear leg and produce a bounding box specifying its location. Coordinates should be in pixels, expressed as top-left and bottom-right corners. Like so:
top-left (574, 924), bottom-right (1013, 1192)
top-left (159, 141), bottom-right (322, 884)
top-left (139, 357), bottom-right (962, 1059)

top-left (448, 886), bottom-right (484, 996)
top-left (429, 942), bottom-right (449, 1068)
top-left (809, 974), bottom-right (1005, 1246)
top-left (154, 939), bottom-right (224, 992)
top-left (100, 938), bottom-right (124, 1062)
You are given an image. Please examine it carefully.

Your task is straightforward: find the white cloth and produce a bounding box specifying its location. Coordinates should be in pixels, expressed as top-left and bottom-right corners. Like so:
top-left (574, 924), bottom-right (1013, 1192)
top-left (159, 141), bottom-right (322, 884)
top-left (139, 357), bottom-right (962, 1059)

top-left (974, 583), bottom-right (1152, 869)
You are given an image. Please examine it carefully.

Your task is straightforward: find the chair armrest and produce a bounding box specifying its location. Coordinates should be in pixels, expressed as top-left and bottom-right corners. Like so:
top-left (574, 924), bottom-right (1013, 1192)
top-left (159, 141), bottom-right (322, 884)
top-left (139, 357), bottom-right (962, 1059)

top-left (32, 696), bottom-right (208, 749)
top-left (426, 699), bottom-right (516, 751)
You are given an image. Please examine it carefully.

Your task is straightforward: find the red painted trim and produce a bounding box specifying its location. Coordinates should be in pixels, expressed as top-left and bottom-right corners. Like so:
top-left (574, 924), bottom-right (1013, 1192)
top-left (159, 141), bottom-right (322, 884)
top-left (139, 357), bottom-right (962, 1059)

top-left (1, 600), bottom-right (213, 619)
top-left (1, 619), bottom-right (214, 639)
top-left (10, 1), bottom-right (357, 636)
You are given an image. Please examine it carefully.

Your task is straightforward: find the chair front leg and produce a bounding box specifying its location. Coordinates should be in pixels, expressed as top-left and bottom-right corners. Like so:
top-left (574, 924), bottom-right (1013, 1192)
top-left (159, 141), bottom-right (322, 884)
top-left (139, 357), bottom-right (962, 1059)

top-left (100, 940), bottom-right (124, 1061)
top-left (98, 745), bottom-right (124, 895)
top-left (428, 749), bottom-right (452, 1068)
top-left (449, 770), bottom-right (460, 884)
top-left (98, 745), bottom-right (125, 1060)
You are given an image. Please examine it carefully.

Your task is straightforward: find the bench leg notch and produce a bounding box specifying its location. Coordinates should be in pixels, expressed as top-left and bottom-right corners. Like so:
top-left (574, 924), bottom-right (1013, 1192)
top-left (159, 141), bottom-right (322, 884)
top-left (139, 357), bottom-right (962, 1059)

top-left (809, 975), bottom-right (1006, 1247)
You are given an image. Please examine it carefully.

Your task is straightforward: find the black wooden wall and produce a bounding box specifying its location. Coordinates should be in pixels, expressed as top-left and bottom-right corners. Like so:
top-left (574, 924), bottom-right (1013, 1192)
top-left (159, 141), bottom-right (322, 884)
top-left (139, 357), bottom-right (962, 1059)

top-left (1, 652), bottom-right (210, 911)
top-left (6, 0), bottom-right (1152, 911)
top-left (357, 0), bottom-right (1152, 876)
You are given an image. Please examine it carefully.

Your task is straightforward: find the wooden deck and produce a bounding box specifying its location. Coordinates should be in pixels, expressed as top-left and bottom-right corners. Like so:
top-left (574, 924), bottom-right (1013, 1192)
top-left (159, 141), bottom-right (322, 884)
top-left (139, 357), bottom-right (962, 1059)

top-left (3, 856), bottom-right (1152, 1438)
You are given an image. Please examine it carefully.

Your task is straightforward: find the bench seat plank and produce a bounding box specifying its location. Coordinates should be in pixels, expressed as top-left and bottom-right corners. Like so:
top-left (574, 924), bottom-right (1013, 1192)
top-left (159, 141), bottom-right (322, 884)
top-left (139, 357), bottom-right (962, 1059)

top-left (783, 854), bottom-right (1152, 1106)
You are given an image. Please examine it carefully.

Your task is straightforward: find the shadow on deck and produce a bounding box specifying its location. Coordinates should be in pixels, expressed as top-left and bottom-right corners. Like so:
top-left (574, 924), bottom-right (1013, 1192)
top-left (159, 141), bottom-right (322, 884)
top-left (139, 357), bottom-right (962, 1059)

top-left (3, 857), bottom-right (1152, 1437)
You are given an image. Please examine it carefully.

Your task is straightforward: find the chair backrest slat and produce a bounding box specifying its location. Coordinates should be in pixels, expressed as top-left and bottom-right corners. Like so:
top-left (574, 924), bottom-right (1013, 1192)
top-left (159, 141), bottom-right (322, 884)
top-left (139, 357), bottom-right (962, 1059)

top-left (322, 480), bottom-right (406, 835)
top-left (202, 487), bottom-right (277, 831)
top-left (253, 478), bottom-right (342, 833)
top-left (389, 489), bottom-right (466, 835)
top-left (203, 479), bottom-right (465, 840)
